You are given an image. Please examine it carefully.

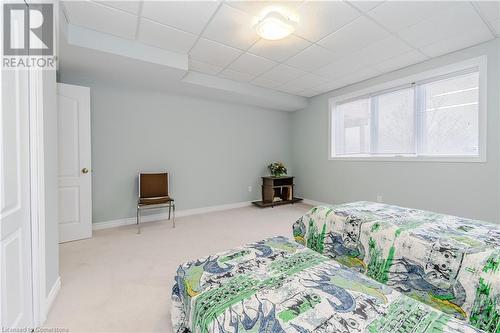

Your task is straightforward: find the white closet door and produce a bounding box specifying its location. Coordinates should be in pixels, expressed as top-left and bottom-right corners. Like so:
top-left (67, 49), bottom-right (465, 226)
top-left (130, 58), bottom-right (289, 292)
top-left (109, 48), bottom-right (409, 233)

top-left (57, 83), bottom-right (92, 243)
top-left (0, 9), bottom-right (34, 328)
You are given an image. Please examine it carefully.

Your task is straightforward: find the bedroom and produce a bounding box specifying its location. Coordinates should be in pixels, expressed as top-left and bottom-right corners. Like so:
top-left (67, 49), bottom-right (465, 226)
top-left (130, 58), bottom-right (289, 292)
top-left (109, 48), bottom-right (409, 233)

top-left (1, 0), bottom-right (499, 332)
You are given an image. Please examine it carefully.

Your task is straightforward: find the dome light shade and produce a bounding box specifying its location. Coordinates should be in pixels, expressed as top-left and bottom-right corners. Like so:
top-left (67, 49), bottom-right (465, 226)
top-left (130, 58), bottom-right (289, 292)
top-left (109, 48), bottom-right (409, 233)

top-left (255, 11), bottom-right (296, 41)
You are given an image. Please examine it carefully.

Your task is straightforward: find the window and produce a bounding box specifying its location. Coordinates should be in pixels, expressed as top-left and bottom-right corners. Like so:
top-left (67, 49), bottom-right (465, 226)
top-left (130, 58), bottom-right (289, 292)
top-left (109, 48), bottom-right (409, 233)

top-left (419, 72), bottom-right (479, 156)
top-left (330, 58), bottom-right (486, 162)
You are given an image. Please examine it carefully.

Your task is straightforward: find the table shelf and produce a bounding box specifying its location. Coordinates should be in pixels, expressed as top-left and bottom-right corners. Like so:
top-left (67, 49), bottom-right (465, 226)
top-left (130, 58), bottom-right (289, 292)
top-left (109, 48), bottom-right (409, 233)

top-left (252, 176), bottom-right (303, 208)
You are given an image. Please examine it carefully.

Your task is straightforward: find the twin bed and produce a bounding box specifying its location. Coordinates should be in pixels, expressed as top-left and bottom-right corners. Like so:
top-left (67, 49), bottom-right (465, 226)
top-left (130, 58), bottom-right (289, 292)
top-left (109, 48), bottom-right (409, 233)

top-left (171, 202), bottom-right (499, 333)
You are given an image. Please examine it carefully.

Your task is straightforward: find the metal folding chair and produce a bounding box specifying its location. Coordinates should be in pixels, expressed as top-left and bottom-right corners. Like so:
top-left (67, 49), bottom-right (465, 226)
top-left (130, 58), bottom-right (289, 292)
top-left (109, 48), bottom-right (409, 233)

top-left (136, 172), bottom-right (175, 233)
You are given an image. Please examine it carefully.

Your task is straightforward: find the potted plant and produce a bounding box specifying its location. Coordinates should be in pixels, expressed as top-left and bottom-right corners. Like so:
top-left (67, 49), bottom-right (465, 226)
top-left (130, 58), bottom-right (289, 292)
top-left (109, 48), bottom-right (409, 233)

top-left (268, 162), bottom-right (287, 177)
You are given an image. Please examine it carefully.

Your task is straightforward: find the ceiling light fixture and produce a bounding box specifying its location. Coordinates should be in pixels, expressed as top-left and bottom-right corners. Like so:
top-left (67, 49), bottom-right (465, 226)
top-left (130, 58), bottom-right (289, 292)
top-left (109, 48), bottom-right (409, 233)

top-left (255, 11), bottom-right (297, 41)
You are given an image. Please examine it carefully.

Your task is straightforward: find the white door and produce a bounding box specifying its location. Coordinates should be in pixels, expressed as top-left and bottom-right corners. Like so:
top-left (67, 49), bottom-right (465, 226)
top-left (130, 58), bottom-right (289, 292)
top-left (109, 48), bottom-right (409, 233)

top-left (0, 9), bottom-right (34, 328)
top-left (57, 83), bottom-right (92, 243)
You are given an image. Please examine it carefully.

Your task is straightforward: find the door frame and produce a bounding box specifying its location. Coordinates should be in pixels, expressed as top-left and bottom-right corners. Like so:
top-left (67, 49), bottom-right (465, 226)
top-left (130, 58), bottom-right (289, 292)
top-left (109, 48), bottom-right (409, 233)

top-left (0, 54), bottom-right (46, 329)
top-left (1, 6), bottom-right (51, 329)
top-left (28, 68), bottom-right (47, 326)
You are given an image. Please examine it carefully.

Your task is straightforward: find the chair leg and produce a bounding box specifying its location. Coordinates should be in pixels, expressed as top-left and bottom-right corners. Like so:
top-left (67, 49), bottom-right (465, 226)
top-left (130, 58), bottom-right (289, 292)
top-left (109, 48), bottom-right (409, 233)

top-left (137, 207), bottom-right (141, 234)
top-left (168, 202), bottom-right (171, 220)
top-left (172, 202), bottom-right (176, 228)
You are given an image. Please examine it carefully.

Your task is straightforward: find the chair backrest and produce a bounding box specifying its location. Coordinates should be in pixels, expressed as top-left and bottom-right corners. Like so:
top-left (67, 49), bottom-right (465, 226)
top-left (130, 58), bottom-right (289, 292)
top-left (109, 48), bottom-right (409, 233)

top-left (139, 172), bottom-right (169, 198)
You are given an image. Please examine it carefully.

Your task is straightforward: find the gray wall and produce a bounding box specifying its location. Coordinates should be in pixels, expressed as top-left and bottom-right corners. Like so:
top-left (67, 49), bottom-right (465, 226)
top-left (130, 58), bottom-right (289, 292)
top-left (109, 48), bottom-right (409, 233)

top-left (59, 39), bottom-right (500, 224)
top-left (58, 76), bottom-right (292, 223)
top-left (291, 39), bottom-right (500, 223)
top-left (43, 69), bottom-right (59, 294)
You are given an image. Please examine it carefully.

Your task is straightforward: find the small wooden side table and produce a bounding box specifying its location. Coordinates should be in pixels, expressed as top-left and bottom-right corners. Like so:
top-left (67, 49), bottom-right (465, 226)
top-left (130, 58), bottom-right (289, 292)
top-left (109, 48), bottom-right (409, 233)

top-left (252, 176), bottom-right (303, 207)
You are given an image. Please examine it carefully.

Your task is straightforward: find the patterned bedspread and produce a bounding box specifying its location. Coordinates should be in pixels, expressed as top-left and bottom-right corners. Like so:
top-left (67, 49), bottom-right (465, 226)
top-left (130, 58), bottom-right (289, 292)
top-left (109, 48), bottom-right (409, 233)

top-left (293, 202), bottom-right (499, 333)
top-left (171, 236), bottom-right (484, 333)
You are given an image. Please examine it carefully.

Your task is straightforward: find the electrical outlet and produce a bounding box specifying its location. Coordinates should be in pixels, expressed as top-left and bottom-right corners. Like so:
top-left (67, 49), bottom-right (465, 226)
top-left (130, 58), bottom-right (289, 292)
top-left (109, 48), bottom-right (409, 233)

top-left (376, 195), bottom-right (383, 203)
top-left (248, 186), bottom-right (252, 192)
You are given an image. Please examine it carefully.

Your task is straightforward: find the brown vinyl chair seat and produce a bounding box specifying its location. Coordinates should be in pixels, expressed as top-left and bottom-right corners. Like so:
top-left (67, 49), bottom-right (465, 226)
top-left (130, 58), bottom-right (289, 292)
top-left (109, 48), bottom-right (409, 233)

top-left (138, 196), bottom-right (174, 206)
top-left (136, 172), bottom-right (175, 232)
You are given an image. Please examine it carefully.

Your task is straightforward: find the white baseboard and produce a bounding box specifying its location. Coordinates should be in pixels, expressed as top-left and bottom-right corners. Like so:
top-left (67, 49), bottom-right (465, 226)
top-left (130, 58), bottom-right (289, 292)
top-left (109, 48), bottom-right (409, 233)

top-left (45, 276), bottom-right (61, 320)
top-left (302, 198), bottom-right (331, 207)
top-left (92, 201), bottom-right (255, 230)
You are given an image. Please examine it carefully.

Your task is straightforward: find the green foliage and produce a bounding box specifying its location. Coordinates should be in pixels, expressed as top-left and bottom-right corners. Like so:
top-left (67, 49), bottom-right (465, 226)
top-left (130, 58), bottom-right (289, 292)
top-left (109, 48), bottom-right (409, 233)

top-left (306, 219), bottom-right (326, 254)
top-left (278, 293), bottom-right (321, 322)
top-left (470, 278), bottom-right (500, 333)
top-left (293, 225), bottom-right (303, 238)
top-left (370, 222), bottom-right (380, 232)
top-left (268, 161), bottom-right (287, 177)
top-left (368, 297), bottom-right (452, 333)
top-left (193, 252), bottom-right (327, 333)
top-left (366, 237), bottom-right (395, 284)
top-left (483, 252), bottom-right (499, 273)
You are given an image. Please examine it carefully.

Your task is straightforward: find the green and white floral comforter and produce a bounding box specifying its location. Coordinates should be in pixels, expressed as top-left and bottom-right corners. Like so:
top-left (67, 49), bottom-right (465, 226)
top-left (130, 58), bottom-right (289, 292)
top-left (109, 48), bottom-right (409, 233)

top-left (293, 202), bottom-right (499, 333)
top-left (171, 236), bottom-right (484, 333)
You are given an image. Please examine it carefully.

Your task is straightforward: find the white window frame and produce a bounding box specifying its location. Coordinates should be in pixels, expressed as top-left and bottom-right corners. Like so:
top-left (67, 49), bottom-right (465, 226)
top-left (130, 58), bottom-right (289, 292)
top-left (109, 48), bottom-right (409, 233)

top-left (329, 56), bottom-right (487, 162)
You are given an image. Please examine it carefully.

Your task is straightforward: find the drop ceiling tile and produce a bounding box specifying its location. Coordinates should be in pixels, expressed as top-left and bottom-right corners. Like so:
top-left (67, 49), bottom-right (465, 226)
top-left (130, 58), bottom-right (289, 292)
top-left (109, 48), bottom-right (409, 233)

top-left (141, 1), bottom-right (220, 35)
top-left (493, 20), bottom-right (500, 36)
top-left (190, 38), bottom-right (243, 68)
top-left (313, 36), bottom-right (410, 79)
top-left (285, 44), bottom-right (338, 72)
top-left (316, 80), bottom-right (348, 93)
top-left (313, 61), bottom-right (348, 79)
top-left (298, 89), bottom-right (322, 97)
top-left (251, 77), bottom-right (282, 89)
top-left (294, 1), bottom-right (360, 42)
top-left (373, 50), bottom-right (428, 73)
top-left (348, 1), bottom-right (384, 12)
top-left (285, 73), bottom-right (329, 90)
top-left (474, 1), bottom-right (500, 25)
top-left (258, 64), bottom-right (307, 84)
top-left (225, 1), bottom-right (302, 17)
top-left (398, 3), bottom-right (489, 49)
top-left (359, 36), bottom-right (413, 65)
top-left (318, 16), bottom-right (390, 56)
top-left (473, 0), bottom-right (500, 36)
top-left (189, 59), bottom-right (223, 75)
top-left (367, 1), bottom-right (458, 31)
top-left (95, 1), bottom-right (141, 15)
top-left (219, 68), bottom-right (256, 82)
top-left (227, 53), bottom-right (277, 76)
top-left (340, 67), bottom-right (381, 85)
top-left (63, 1), bottom-right (138, 39)
top-left (313, 53), bottom-right (368, 79)
top-left (248, 35), bottom-right (311, 62)
top-left (202, 4), bottom-right (260, 50)
top-left (277, 82), bottom-right (306, 95)
top-left (473, 0), bottom-right (499, 35)
top-left (138, 18), bottom-right (198, 53)
top-left (419, 26), bottom-right (493, 58)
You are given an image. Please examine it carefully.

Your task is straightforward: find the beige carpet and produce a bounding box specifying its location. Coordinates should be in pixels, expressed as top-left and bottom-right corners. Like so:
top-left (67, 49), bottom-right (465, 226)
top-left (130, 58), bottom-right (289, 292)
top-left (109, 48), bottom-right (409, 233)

top-left (44, 203), bottom-right (311, 332)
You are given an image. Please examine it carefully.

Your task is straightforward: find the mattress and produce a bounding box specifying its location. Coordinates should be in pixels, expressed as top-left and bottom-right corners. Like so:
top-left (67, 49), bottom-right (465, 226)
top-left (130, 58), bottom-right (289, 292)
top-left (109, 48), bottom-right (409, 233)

top-left (171, 236), bottom-right (484, 333)
top-left (293, 201), bottom-right (499, 333)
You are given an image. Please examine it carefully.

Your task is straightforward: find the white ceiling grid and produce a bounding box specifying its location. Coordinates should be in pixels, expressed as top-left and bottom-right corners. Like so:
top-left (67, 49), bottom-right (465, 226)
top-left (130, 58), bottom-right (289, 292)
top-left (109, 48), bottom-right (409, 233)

top-left (62, 0), bottom-right (499, 98)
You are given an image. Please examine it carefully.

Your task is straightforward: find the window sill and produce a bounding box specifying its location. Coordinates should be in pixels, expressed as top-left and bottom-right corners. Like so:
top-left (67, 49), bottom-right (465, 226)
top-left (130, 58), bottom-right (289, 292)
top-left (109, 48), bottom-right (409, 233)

top-left (328, 155), bottom-right (486, 163)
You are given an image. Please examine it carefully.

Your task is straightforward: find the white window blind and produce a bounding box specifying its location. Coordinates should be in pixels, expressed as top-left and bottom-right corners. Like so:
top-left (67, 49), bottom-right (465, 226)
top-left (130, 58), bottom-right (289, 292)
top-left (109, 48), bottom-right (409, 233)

top-left (330, 66), bottom-right (484, 162)
top-left (418, 72), bottom-right (479, 156)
